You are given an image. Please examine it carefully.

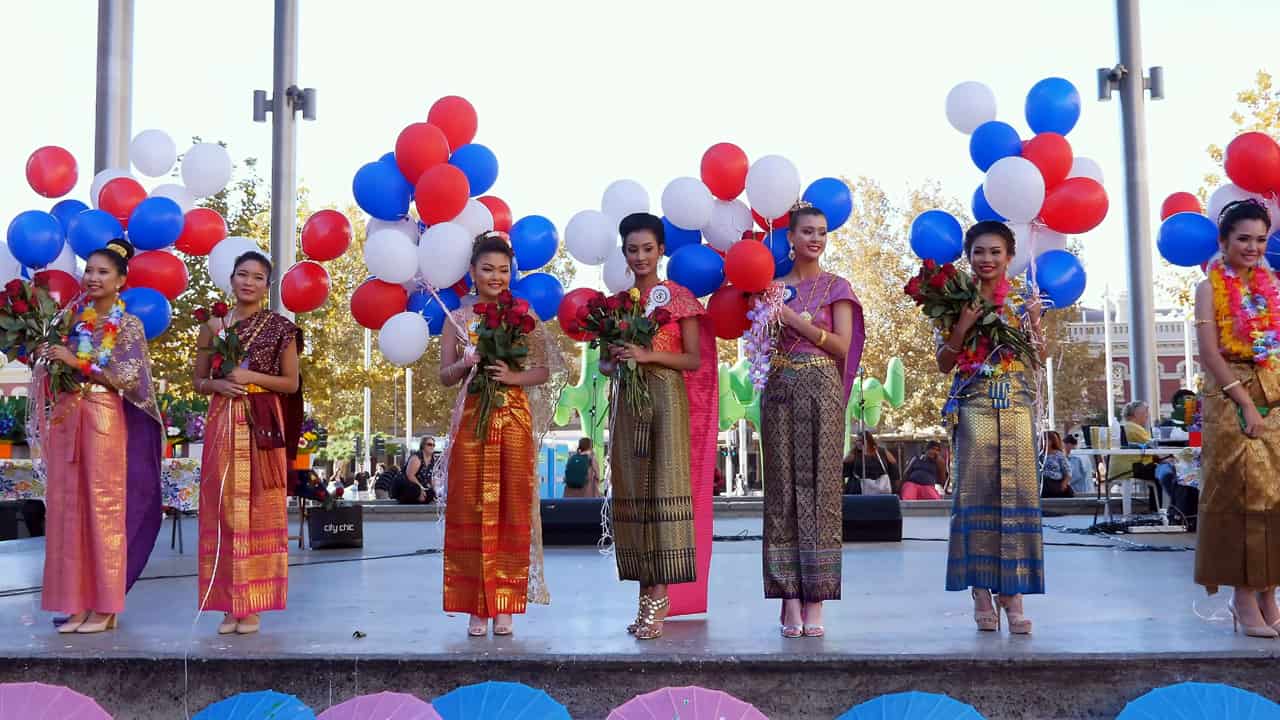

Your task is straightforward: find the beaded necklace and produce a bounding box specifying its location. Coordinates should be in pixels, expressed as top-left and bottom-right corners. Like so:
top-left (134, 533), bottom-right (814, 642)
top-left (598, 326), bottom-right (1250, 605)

top-left (784, 272), bottom-right (836, 354)
top-left (70, 299), bottom-right (125, 375)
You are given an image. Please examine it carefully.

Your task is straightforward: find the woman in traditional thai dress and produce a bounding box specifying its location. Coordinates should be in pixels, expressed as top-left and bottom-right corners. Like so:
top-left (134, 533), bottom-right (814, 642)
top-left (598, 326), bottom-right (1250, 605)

top-left (1193, 199), bottom-right (1280, 638)
top-left (437, 233), bottom-right (561, 637)
top-left (761, 204), bottom-right (865, 638)
top-left (935, 221), bottom-right (1044, 634)
top-left (194, 251), bottom-right (302, 635)
top-left (38, 238), bottom-right (163, 634)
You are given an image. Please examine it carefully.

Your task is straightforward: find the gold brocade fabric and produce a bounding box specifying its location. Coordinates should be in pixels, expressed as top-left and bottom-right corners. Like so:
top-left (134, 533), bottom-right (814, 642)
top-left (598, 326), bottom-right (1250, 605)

top-left (945, 372), bottom-right (1045, 595)
top-left (610, 365), bottom-right (696, 585)
top-left (443, 389), bottom-right (535, 617)
top-left (1195, 362), bottom-right (1280, 593)
top-left (41, 391), bottom-right (128, 614)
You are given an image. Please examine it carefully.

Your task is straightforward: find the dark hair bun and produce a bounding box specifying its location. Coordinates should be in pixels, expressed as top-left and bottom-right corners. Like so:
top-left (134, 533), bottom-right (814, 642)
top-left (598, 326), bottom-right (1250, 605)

top-left (618, 213), bottom-right (664, 245)
top-left (105, 238), bottom-right (136, 262)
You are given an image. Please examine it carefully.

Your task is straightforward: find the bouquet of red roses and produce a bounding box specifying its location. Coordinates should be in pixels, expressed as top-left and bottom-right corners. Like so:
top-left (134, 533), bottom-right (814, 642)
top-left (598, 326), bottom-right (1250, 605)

top-left (574, 288), bottom-right (670, 419)
top-left (193, 301), bottom-right (240, 378)
top-left (467, 289), bottom-right (537, 438)
top-left (903, 259), bottom-right (1039, 371)
top-left (0, 279), bottom-right (78, 396)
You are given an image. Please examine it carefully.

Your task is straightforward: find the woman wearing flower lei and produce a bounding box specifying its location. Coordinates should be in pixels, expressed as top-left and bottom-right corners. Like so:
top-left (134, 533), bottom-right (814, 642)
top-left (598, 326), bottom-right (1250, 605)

top-left (935, 221), bottom-right (1045, 635)
top-left (37, 238), bottom-right (163, 634)
top-left (1193, 199), bottom-right (1280, 638)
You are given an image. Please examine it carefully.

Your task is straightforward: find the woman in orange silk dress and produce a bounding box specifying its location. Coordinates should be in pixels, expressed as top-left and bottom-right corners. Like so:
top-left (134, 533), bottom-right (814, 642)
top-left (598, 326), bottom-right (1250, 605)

top-left (437, 233), bottom-right (559, 637)
top-left (38, 238), bottom-right (163, 634)
top-left (194, 251), bottom-right (302, 635)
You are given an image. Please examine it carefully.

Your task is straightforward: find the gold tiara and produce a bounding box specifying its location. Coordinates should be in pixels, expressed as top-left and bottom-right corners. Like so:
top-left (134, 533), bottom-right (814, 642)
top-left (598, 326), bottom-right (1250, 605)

top-left (105, 242), bottom-right (129, 258)
top-left (476, 230), bottom-right (510, 244)
top-left (790, 200), bottom-right (814, 213)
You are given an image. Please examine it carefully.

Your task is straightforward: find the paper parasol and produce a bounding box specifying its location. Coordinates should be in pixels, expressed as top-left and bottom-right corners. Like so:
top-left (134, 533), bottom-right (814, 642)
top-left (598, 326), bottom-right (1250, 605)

top-left (608, 686), bottom-right (767, 720)
top-left (0, 682), bottom-right (111, 720)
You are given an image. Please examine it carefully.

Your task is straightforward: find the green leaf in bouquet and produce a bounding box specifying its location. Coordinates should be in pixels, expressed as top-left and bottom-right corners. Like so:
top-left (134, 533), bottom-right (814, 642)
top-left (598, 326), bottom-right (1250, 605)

top-left (626, 358), bottom-right (636, 370)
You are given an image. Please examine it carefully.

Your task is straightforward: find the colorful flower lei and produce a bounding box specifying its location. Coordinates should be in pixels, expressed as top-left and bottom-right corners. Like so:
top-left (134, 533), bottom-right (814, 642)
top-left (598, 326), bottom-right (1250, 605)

top-left (68, 299), bottom-right (125, 375)
top-left (1208, 256), bottom-right (1280, 368)
top-left (951, 277), bottom-right (1019, 377)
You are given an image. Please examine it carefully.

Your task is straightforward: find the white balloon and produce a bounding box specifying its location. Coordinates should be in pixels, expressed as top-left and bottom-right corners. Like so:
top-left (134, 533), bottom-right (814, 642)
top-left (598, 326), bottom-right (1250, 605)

top-left (1006, 247), bottom-right (1031, 278)
top-left (44, 242), bottom-right (80, 276)
top-left (90, 168), bottom-right (131, 208)
top-left (1068, 157), bottom-right (1105, 185)
top-left (746, 155), bottom-right (801, 221)
top-left (564, 209), bottom-right (616, 266)
top-left (602, 247), bottom-right (634, 294)
top-left (983, 157), bottom-right (1045, 223)
top-left (150, 183), bottom-right (195, 214)
top-left (703, 199), bottom-right (753, 252)
top-left (418, 222), bottom-right (471, 289)
top-left (364, 228), bottom-right (420, 284)
top-left (454, 199), bottom-right (495, 238)
top-left (661, 177), bottom-right (714, 231)
top-left (944, 81), bottom-right (998, 135)
top-left (367, 217), bottom-right (419, 246)
top-left (1206, 183), bottom-right (1258, 224)
top-left (181, 143), bottom-right (233, 198)
top-left (378, 311), bottom-right (432, 367)
top-left (207, 236), bottom-right (263, 295)
top-left (601, 179), bottom-right (649, 227)
top-left (0, 243), bottom-right (22, 285)
top-left (130, 129), bottom-right (177, 177)
top-left (1030, 227), bottom-right (1068, 257)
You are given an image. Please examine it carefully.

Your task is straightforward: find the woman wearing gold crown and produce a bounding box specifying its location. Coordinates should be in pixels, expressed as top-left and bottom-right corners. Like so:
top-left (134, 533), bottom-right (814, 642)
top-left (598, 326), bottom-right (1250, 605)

top-left (37, 238), bottom-right (163, 634)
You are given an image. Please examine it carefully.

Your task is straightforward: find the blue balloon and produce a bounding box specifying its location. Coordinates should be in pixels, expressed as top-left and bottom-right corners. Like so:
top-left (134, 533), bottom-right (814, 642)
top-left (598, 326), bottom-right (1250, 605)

top-left (668, 244), bottom-right (725, 298)
top-left (969, 121), bottom-right (1022, 172)
top-left (972, 184), bottom-right (1006, 222)
top-left (6, 211), bottom-right (64, 268)
top-left (509, 215), bottom-right (558, 272)
top-left (1267, 232), bottom-right (1280, 268)
top-left (513, 272), bottom-right (564, 322)
top-left (1157, 212), bottom-right (1218, 267)
top-left (379, 151), bottom-right (396, 165)
top-left (1035, 249), bottom-right (1087, 308)
top-left (120, 287), bottom-right (172, 340)
top-left (66, 210), bottom-right (123, 260)
top-left (662, 217), bottom-right (701, 257)
top-left (352, 160), bottom-right (413, 221)
top-left (127, 197), bottom-right (184, 250)
top-left (50, 199), bottom-right (89, 235)
top-left (764, 229), bottom-right (793, 278)
top-left (909, 210), bottom-right (963, 263)
top-left (802, 177), bottom-right (853, 231)
top-left (408, 288), bottom-right (461, 335)
top-left (448, 143), bottom-right (499, 196)
top-left (1026, 77), bottom-right (1082, 135)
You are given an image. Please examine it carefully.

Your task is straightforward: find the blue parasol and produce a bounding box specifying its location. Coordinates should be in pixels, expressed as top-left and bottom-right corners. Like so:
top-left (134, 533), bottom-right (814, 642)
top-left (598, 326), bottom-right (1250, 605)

top-left (432, 681), bottom-right (569, 720)
top-left (194, 690), bottom-right (315, 720)
top-left (1117, 682), bottom-right (1280, 719)
top-left (837, 691), bottom-right (985, 720)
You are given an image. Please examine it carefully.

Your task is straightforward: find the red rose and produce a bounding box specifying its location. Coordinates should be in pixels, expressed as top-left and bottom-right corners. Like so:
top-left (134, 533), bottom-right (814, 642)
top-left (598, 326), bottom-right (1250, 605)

top-left (498, 289), bottom-right (514, 305)
top-left (605, 297), bottom-right (622, 312)
top-left (653, 309), bottom-right (673, 326)
top-left (927, 272), bottom-right (948, 290)
top-left (511, 298), bottom-right (530, 315)
top-left (519, 315), bottom-right (536, 334)
top-left (485, 313), bottom-right (501, 329)
top-left (473, 302), bottom-right (491, 316)
top-left (11, 300), bottom-right (29, 314)
top-left (618, 320), bottom-right (630, 332)
top-left (923, 258), bottom-right (937, 271)
top-left (621, 295), bottom-right (634, 311)
top-left (193, 308), bottom-right (211, 323)
top-left (941, 263), bottom-right (958, 279)
top-left (212, 302), bottom-right (230, 318)
top-left (211, 355), bottom-right (223, 371)
top-left (335, 486), bottom-right (345, 498)
top-left (504, 309), bottom-right (524, 326)
top-left (904, 277), bottom-right (923, 303)
top-left (4, 280), bottom-right (22, 298)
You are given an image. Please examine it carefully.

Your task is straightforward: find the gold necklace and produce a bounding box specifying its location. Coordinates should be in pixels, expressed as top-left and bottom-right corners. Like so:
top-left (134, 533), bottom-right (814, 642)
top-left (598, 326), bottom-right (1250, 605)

top-left (791, 272), bottom-right (834, 323)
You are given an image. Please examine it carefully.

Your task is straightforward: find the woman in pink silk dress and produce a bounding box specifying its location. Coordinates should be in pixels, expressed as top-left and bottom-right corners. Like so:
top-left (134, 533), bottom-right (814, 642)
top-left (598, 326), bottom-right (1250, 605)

top-left (38, 238), bottom-right (163, 634)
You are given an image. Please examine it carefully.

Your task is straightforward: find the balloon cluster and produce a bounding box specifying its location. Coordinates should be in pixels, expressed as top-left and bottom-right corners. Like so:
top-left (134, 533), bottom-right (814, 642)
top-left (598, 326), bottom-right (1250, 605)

top-left (562, 142), bottom-right (850, 342)
top-left (1156, 132), bottom-right (1280, 268)
top-left (277, 209), bottom-right (352, 316)
top-left (348, 96), bottom-right (564, 366)
top-left (7, 132), bottom-right (241, 339)
top-left (910, 78), bottom-right (1105, 308)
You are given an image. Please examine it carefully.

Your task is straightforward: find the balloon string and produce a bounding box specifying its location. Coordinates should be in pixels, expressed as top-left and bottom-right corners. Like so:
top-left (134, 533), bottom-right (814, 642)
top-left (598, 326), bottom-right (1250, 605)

top-left (423, 282), bottom-right (474, 349)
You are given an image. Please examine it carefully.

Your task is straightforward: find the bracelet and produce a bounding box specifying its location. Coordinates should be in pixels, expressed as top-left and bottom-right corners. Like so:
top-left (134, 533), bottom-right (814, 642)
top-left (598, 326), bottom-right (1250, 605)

top-left (1222, 379), bottom-right (1242, 393)
top-left (816, 330), bottom-right (828, 347)
top-left (938, 343), bottom-right (960, 356)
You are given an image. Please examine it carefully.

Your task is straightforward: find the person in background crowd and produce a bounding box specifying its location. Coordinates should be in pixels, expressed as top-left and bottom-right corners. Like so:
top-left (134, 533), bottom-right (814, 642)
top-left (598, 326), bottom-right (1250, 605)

top-left (398, 437), bottom-right (437, 504)
top-left (842, 431), bottom-right (898, 496)
top-left (1064, 435), bottom-right (1093, 495)
top-left (900, 441), bottom-right (945, 500)
top-left (562, 438), bottom-right (600, 498)
top-left (1040, 431), bottom-right (1073, 498)
top-left (373, 463), bottom-right (393, 500)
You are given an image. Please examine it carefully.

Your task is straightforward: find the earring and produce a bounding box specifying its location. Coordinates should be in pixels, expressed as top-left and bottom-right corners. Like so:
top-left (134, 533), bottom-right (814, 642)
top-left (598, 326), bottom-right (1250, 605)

top-left (788, 248), bottom-right (795, 261)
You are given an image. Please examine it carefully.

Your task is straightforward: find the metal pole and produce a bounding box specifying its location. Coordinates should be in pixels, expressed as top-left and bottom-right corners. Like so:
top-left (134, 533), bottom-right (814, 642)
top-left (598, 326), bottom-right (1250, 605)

top-left (1182, 313), bottom-right (1194, 389)
top-left (1114, 0), bottom-right (1161, 414)
top-left (268, 0), bottom-right (299, 315)
top-left (94, 0), bottom-right (134, 173)
top-left (1102, 287), bottom-right (1117, 443)
top-left (362, 328), bottom-right (372, 474)
top-left (1046, 356), bottom-right (1056, 431)
top-left (404, 367), bottom-right (413, 460)
top-left (736, 338), bottom-right (749, 494)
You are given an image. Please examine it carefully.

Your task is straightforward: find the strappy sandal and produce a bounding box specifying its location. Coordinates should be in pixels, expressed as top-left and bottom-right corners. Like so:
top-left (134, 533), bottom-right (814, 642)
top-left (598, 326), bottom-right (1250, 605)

top-left (467, 616), bottom-right (488, 637)
top-left (998, 594), bottom-right (1032, 635)
top-left (635, 596), bottom-right (670, 640)
top-left (493, 614), bottom-right (513, 636)
top-left (627, 596), bottom-right (651, 635)
top-left (779, 607), bottom-right (802, 639)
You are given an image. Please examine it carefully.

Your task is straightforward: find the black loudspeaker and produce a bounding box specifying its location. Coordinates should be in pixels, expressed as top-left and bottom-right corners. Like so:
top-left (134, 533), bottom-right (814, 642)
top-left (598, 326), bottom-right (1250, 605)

top-left (842, 494), bottom-right (903, 542)
top-left (541, 498), bottom-right (605, 546)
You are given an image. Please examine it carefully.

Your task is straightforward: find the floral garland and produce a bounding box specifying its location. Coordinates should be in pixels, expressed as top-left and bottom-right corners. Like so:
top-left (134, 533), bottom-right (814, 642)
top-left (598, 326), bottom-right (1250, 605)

top-left (68, 299), bottom-right (125, 375)
top-left (1208, 256), bottom-right (1280, 368)
top-left (744, 282), bottom-right (786, 391)
top-left (951, 277), bottom-right (1017, 377)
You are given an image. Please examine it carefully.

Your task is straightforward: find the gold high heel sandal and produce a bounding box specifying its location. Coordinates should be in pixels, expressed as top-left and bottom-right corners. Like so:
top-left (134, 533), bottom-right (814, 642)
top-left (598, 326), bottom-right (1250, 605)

top-left (971, 589), bottom-right (999, 632)
top-left (1230, 602), bottom-right (1279, 639)
top-left (75, 613), bottom-right (117, 634)
top-left (627, 596), bottom-right (651, 635)
top-left (998, 595), bottom-right (1032, 635)
top-left (57, 611), bottom-right (90, 634)
top-left (635, 596), bottom-right (670, 640)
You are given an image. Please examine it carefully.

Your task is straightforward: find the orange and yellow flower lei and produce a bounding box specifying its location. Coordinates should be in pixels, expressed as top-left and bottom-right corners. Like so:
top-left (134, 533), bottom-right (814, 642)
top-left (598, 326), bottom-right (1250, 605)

top-left (1208, 256), bottom-right (1280, 368)
top-left (69, 299), bottom-right (125, 375)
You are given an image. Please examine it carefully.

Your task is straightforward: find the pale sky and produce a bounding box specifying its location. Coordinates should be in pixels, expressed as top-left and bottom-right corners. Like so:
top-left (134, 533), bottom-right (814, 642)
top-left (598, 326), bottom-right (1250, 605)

top-left (2, 0), bottom-right (1276, 307)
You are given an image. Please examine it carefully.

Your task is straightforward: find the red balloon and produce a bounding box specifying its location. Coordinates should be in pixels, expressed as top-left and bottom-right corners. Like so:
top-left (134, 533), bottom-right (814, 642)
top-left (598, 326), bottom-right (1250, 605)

top-left (557, 287), bottom-right (602, 342)
top-left (394, 123), bottom-right (450, 184)
top-left (427, 96), bottom-right (478, 151)
top-left (752, 208), bottom-right (788, 231)
top-left (175, 208), bottom-right (227, 256)
top-left (33, 270), bottom-right (80, 308)
top-left (477, 195), bottom-right (512, 233)
top-left (99, 177), bottom-right (147, 227)
top-left (707, 285), bottom-right (751, 340)
top-left (301, 209), bottom-right (352, 261)
top-left (1022, 132), bottom-right (1073, 189)
top-left (701, 142), bottom-right (749, 201)
top-left (281, 261), bottom-right (331, 313)
top-left (724, 239), bottom-right (775, 293)
top-left (415, 164), bottom-right (470, 225)
top-left (1225, 132), bottom-right (1280, 194)
top-left (1160, 192), bottom-right (1202, 220)
top-left (126, 251), bottom-right (189, 301)
top-left (1040, 177), bottom-right (1109, 234)
top-left (450, 277), bottom-right (471, 296)
top-left (351, 278), bottom-right (408, 330)
top-left (25, 146), bottom-right (78, 199)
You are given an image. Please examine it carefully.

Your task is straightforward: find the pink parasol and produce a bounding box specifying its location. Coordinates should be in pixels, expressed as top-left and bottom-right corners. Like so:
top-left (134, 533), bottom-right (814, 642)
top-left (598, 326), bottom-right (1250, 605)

top-left (318, 692), bottom-right (441, 720)
top-left (608, 686), bottom-right (767, 720)
top-left (0, 682), bottom-right (111, 720)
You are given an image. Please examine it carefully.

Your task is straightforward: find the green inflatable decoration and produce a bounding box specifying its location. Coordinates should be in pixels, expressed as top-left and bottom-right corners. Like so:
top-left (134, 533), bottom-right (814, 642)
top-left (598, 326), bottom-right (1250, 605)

top-left (845, 357), bottom-right (907, 452)
top-left (718, 359), bottom-right (760, 431)
top-left (554, 344), bottom-right (611, 467)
